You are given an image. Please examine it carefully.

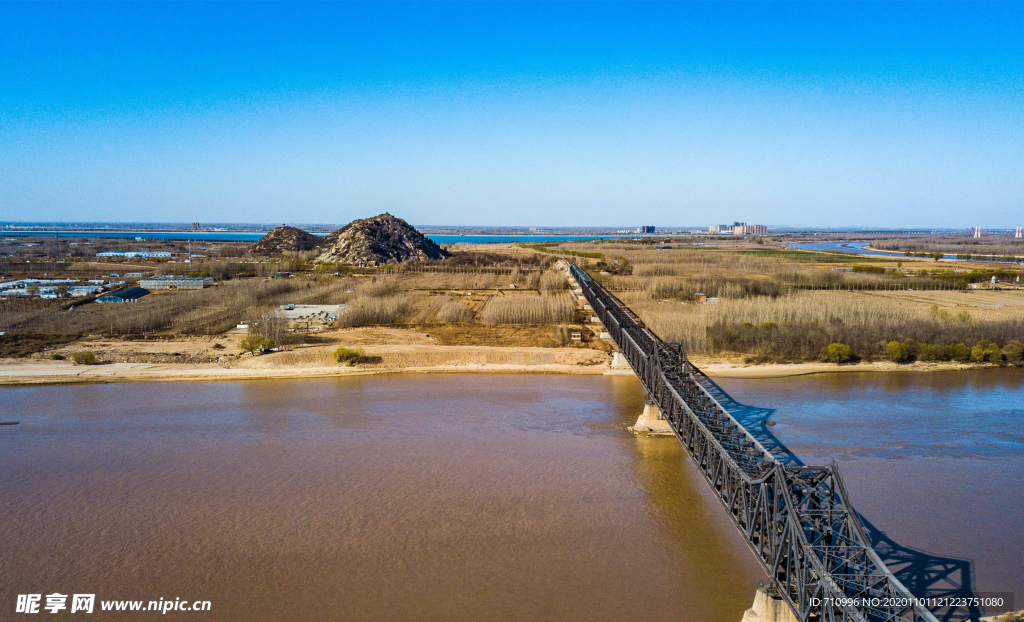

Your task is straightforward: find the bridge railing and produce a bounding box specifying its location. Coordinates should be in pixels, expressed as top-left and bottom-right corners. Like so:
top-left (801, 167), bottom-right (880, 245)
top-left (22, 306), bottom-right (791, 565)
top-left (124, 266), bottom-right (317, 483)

top-left (568, 263), bottom-right (937, 622)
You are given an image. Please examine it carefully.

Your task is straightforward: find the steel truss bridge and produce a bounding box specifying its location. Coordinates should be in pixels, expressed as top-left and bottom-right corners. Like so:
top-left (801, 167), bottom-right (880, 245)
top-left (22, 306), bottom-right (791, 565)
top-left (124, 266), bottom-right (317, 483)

top-left (568, 263), bottom-right (938, 622)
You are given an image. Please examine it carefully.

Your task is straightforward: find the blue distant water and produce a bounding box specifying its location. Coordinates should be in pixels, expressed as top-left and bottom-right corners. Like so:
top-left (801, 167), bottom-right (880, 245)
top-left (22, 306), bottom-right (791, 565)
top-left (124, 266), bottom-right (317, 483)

top-left (1, 231), bottom-right (632, 245)
top-left (789, 241), bottom-right (1022, 264)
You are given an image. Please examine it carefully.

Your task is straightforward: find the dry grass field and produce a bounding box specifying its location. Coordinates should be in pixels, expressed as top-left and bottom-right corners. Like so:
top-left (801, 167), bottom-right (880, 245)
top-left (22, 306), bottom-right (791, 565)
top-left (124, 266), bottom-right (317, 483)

top-left (5, 239), bottom-right (1023, 367)
top-left (1, 247), bottom-right (600, 361)
top-left (530, 240), bottom-right (1024, 363)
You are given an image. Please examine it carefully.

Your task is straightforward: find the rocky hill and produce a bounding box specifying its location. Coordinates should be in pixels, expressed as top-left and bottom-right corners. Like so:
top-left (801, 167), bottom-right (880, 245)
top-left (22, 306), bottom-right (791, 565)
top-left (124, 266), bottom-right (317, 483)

top-left (250, 226), bottom-right (325, 256)
top-left (316, 213), bottom-right (449, 266)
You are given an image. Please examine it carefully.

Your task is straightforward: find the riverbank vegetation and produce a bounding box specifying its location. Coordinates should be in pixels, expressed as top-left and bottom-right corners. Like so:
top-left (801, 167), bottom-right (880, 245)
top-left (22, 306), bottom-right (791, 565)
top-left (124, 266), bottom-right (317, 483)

top-left (4, 234), bottom-right (1024, 369)
top-left (0, 247), bottom-right (598, 358)
top-left (544, 239), bottom-right (1024, 365)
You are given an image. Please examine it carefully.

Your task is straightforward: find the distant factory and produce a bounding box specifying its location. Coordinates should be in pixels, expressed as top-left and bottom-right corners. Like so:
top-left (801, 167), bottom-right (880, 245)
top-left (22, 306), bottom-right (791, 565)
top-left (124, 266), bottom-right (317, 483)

top-left (0, 278), bottom-right (120, 299)
top-left (96, 250), bottom-right (173, 259)
top-left (710, 222), bottom-right (768, 235)
top-left (140, 275), bottom-right (210, 290)
top-left (615, 226), bottom-right (657, 234)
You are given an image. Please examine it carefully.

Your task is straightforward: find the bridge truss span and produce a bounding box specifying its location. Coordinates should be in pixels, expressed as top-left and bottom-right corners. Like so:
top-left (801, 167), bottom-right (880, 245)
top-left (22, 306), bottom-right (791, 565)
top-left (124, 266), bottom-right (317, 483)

top-left (568, 263), bottom-right (937, 622)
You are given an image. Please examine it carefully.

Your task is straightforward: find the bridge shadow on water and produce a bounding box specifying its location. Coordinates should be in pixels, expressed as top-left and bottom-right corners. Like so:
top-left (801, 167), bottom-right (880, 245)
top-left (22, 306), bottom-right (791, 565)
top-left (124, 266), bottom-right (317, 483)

top-left (693, 371), bottom-right (983, 622)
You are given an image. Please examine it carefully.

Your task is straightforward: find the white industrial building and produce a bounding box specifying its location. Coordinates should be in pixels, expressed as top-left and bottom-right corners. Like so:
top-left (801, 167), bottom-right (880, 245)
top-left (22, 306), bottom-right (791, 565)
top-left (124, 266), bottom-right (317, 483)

top-left (97, 250), bottom-right (173, 259)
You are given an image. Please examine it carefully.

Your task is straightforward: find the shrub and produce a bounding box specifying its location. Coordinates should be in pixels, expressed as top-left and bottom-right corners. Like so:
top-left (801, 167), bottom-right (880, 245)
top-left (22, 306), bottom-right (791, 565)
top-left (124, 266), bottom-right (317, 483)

top-left (1003, 340), bottom-right (1024, 365)
top-left (902, 338), bottom-right (920, 359)
top-left (971, 340), bottom-right (1002, 364)
top-left (240, 336), bottom-right (275, 354)
top-left (333, 346), bottom-right (366, 365)
top-left (886, 340), bottom-right (910, 363)
top-left (823, 342), bottom-right (852, 364)
top-left (759, 321), bottom-right (777, 330)
top-left (917, 343), bottom-right (944, 362)
top-left (50, 353), bottom-right (66, 361)
top-left (239, 335), bottom-right (262, 354)
top-left (852, 265), bottom-right (887, 274)
top-left (946, 342), bottom-right (971, 362)
top-left (71, 351), bottom-right (97, 365)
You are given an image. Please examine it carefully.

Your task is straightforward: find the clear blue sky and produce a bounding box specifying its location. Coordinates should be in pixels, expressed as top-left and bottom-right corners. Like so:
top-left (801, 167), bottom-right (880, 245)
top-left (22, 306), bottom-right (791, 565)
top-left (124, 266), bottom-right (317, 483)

top-left (1, 2), bottom-right (1021, 228)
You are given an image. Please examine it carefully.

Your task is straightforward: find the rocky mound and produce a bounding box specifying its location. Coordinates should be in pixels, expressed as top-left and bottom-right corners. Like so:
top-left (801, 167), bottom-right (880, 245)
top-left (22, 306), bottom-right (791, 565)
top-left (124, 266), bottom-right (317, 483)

top-left (316, 213), bottom-right (449, 266)
top-left (250, 226), bottom-right (325, 256)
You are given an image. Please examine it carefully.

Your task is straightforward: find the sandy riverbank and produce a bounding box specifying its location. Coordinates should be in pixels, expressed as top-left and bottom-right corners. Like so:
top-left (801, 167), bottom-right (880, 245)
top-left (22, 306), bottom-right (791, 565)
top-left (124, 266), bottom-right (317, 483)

top-left (0, 358), bottom-right (613, 386)
top-left (0, 350), bottom-right (1004, 387)
top-left (690, 358), bottom-right (994, 379)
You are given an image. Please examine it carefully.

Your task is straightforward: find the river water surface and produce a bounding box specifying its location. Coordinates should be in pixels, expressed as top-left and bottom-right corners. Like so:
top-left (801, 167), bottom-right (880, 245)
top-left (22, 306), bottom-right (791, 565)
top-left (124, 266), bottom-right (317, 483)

top-left (4, 370), bottom-right (1021, 620)
top-left (717, 368), bottom-right (1024, 618)
top-left (1, 375), bottom-right (764, 621)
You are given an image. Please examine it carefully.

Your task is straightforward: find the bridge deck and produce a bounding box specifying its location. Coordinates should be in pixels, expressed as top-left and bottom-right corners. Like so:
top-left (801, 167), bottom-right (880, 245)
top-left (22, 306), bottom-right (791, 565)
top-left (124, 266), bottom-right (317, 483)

top-left (568, 263), bottom-right (937, 622)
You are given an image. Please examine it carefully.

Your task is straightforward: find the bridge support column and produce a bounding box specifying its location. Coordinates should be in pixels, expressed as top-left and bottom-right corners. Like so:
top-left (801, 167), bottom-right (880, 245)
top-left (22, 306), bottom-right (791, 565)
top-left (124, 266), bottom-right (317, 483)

top-left (740, 586), bottom-right (799, 622)
top-left (628, 401), bottom-right (673, 436)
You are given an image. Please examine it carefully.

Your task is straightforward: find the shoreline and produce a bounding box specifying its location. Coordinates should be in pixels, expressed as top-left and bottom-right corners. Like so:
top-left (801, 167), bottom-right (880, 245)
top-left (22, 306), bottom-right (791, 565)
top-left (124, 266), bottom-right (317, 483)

top-left (0, 353), bottom-right (1013, 387)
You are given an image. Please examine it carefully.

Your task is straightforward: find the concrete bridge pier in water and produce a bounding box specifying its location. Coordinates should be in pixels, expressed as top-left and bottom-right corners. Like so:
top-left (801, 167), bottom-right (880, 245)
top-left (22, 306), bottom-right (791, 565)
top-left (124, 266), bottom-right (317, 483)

top-left (627, 400), bottom-right (674, 435)
top-left (741, 586), bottom-right (800, 622)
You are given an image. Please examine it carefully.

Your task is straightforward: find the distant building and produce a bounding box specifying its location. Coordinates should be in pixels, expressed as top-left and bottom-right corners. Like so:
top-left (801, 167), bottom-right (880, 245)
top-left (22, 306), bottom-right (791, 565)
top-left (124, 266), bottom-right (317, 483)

top-left (0, 278), bottom-right (77, 292)
top-left (0, 278), bottom-right (81, 297)
top-left (734, 224), bottom-right (767, 235)
top-left (0, 279), bottom-right (104, 298)
top-left (1016, 227), bottom-right (1022, 239)
top-left (96, 251), bottom-right (172, 259)
top-left (973, 226), bottom-right (982, 239)
top-left (140, 276), bottom-right (210, 290)
top-left (711, 222), bottom-right (767, 235)
top-left (96, 287), bottom-right (150, 303)
top-left (640, 225), bottom-right (656, 234)
top-left (68, 285), bottom-right (105, 297)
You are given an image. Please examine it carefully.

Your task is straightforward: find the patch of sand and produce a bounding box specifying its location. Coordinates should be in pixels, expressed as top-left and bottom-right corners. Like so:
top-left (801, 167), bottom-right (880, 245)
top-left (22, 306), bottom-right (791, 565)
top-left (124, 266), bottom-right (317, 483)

top-left (691, 358), bottom-right (986, 379)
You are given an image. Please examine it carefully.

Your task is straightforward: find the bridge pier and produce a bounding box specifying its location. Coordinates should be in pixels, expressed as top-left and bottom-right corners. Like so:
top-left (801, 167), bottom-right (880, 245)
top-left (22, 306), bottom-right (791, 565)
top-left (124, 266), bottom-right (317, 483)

top-left (740, 586), bottom-right (799, 622)
top-left (628, 401), bottom-right (673, 436)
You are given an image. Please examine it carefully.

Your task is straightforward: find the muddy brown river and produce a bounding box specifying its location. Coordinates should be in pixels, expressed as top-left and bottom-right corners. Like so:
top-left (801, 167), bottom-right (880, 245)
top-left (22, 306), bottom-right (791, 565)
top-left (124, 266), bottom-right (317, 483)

top-left (4, 370), bottom-right (1021, 620)
top-left (1, 375), bottom-right (765, 621)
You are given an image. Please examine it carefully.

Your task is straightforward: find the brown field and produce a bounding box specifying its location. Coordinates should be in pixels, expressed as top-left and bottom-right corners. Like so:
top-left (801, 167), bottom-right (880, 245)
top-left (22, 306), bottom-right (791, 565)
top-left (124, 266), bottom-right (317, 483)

top-left (525, 240), bottom-right (1024, 363)
top-left (1, 247), bottom-right (604, 368)
top-left (4, 238), bottom-right (1023, 372)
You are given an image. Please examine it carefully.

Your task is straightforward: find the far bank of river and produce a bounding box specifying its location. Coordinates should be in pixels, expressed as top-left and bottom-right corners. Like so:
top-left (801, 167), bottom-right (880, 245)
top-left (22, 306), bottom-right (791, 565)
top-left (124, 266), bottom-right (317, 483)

top-left (0, 347), bottom-right (1014, 387)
